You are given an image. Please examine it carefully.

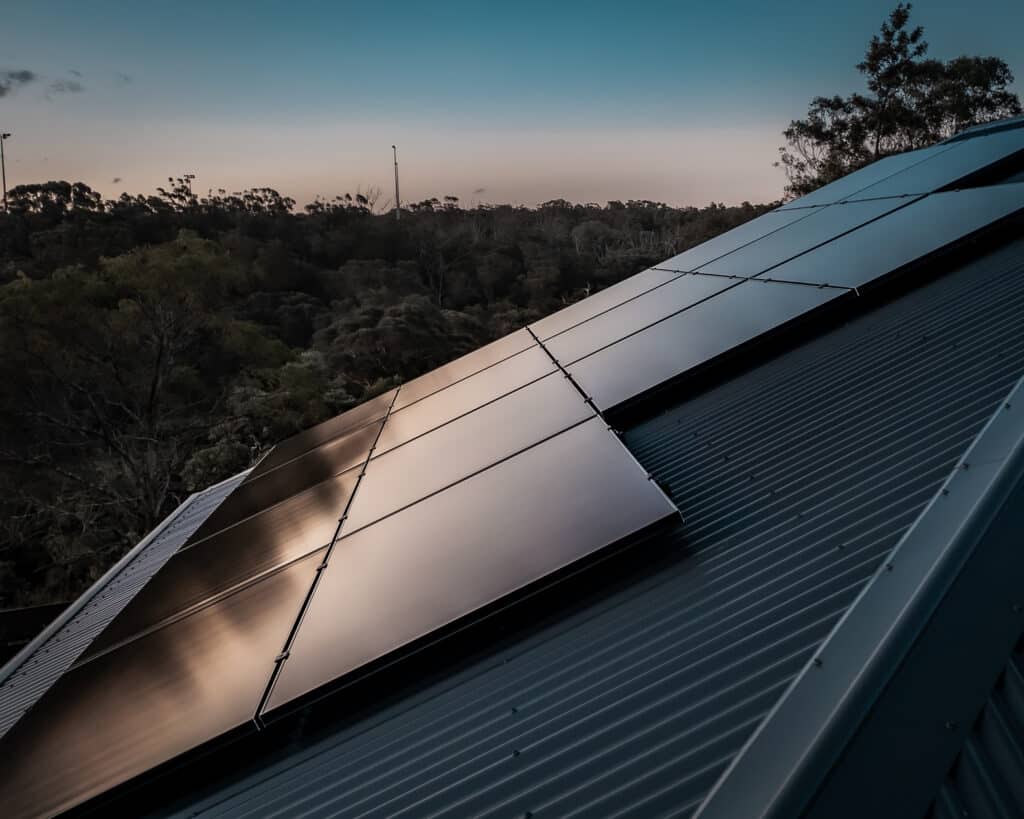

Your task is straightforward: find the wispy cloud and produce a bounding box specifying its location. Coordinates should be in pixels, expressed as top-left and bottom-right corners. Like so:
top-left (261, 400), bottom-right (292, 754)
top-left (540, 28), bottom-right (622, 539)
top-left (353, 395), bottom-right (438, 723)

top-left (0, 69), bottom-right (37, 98)
top-left (47, 79), bottom-right (85, 97)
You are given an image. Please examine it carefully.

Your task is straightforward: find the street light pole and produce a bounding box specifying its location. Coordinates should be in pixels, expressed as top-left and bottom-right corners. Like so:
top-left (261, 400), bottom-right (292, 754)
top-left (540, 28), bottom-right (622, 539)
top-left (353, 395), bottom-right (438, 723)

top-left (1, 133), bottom-right (10, 213)
top-left (392, 144), bottom-right (401, 221)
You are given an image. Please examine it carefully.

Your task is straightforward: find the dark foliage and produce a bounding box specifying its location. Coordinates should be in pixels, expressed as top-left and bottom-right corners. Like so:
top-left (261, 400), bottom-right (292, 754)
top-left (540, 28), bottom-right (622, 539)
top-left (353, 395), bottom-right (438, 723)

top-left (778, 3), bottom-right (1021, 197)
top-left (0, 180), bottom-right (774, 606)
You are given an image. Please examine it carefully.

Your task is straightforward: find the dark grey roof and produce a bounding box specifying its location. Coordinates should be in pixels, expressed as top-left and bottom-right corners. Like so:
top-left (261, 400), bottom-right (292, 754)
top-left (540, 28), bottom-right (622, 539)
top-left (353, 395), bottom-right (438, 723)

top-left (168, 239), bottom-right (1024, 819)
top-left (931, 640), bottom-right (1024, 819)
top-left (0, 472), bottom-right (245, 740)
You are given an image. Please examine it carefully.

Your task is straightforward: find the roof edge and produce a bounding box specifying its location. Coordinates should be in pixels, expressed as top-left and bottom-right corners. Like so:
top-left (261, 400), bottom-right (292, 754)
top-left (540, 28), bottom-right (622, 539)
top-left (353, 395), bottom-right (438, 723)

top-left (0, 469), bottom-right (247, 687)
top-left (694, 368), bottom-right (1024, 819)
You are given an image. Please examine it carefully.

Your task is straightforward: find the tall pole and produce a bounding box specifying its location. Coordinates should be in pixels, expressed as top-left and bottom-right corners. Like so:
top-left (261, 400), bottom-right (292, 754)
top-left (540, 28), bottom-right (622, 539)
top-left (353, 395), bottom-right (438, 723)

top-left (0, 133), bottom-right (9, 213)
top-left (392, 144), bottom-right (400, 221)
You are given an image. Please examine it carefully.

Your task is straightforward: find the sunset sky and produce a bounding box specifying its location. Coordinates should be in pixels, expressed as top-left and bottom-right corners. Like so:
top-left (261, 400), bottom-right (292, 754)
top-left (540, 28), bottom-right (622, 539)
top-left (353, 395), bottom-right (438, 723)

top-left (2, 0), bottom-right (1022, 208)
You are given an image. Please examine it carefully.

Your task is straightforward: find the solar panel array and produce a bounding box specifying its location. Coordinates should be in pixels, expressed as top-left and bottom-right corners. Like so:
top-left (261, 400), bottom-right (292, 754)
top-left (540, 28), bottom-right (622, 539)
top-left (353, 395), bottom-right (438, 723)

top-left (1, 122), bottom-right (1023, 817)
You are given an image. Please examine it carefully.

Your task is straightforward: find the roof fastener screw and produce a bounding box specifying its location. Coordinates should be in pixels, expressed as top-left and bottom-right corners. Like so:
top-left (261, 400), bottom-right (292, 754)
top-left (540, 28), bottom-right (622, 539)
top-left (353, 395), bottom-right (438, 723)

top-left (886, 563), bottom-right (894, 572)
top-left (962, 462), bottom-right (970, 470)
top-left (813, 658), bottom-right (823, 668)
top-left (512, 749), bottom-right (521, 758)
top-left (1006, 403), bottom-right (1012, 410)
top-left (942, 488), bottom-right (949, 496)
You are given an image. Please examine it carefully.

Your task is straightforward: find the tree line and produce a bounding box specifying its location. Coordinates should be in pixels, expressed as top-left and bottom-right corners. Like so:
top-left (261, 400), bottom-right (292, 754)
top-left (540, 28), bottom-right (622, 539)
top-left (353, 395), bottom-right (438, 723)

top-left (0, 3), bottom-right (1018, 609)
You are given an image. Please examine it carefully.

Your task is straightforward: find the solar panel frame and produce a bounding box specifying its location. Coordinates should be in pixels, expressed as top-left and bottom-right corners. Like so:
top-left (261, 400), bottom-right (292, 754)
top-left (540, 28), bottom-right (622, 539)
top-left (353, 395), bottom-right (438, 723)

top-left (0, 548), bottom-right (326, 819)
top-left (261, 416), bottom-right (678, 715)
top-left (565, 279), bottom-right (841, 410)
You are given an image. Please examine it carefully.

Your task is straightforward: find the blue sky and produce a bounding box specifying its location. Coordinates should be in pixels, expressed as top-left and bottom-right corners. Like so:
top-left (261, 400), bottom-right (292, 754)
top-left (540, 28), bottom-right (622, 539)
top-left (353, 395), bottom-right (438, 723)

top-left (1, 1), bottom-right (1022, 207)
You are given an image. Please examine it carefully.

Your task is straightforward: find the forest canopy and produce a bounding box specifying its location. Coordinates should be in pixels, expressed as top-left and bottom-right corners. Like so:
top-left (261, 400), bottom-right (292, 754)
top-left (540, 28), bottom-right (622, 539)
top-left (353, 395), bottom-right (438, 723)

top-left (0, 3), bottom-right (1019, 610)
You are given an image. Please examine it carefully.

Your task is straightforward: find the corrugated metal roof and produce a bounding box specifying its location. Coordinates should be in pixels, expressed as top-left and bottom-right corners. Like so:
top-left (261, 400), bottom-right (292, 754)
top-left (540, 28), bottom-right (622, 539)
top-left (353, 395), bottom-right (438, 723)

top-left (167, 240), bottom-right (1024, 819)
top-left (0, 473), bottom-right (245, 740)
top-left (929, 638), bottom-right (1024, 819)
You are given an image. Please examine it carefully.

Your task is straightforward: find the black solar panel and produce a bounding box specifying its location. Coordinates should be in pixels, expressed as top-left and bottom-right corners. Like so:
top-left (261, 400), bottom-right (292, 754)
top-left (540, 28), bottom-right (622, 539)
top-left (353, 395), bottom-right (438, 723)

top-left (262, 417), bottom-right (677, 715)
top-left (0, 548), bottom-right (326, 819)
top-left (565, 279), bottom-right (841, 409)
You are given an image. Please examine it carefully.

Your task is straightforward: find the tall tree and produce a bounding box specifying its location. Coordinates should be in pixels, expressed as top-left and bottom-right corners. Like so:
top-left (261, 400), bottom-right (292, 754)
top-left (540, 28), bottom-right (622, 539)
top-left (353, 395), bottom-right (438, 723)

top-left (778, 3), bottom-right (1021, 197)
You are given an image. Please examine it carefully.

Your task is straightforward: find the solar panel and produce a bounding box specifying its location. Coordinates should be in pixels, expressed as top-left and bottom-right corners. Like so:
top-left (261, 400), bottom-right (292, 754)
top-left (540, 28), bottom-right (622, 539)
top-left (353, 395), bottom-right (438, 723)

top-left (530, 267), bottom-right (682, 341)
top-left (0, 548), bottom-right (324, 819)
top-left (656, 207), bottom-right (823, 273)
top-left (777, 143), bottom-right (955, 210)
top-left (846, 127), bottom-right (1024, 201)
top-left (760, 185), bottom-right (1024, 288)
top-left (81, 466), bottom-right (359, 659)
top-left (188, 419), bottom-right (380, 542)
top-left (566, 280), bottom-right (840, 410)
top-left (374, 344), bottom-right (556, 455)
top-left (543, 274), bottom-right (732, 365)
top-left (390, 328), bottom-right (535, 411)
top-left (344, 373), bottom-right (594, 534)
top-left (247, 388), bottom-right (396, 480)
top-left (694, 197), bottom-right (924, 279)
top-left (262, 416), bottom-right (677, 714)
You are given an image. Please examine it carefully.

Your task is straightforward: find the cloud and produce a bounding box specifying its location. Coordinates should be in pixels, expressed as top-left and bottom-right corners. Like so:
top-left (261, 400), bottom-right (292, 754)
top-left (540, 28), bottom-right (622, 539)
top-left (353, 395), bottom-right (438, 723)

top-left (46, 79), bottom-right (85, 98)
top-left (0, 69), bottom-right (36, 98)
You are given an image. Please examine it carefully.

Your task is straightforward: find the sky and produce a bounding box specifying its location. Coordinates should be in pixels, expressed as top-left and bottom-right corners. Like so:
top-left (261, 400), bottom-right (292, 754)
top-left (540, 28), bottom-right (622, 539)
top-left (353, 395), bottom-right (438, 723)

top-left (1, 0), bottom-right (1023, 208)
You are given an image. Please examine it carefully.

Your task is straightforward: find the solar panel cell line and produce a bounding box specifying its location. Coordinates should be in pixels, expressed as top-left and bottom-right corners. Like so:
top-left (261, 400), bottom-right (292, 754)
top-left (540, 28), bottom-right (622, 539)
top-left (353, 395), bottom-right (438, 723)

top-left (565, 278), bottom-right (840, 410)
top-left (373, 344), bottom-right (557, 455)
top-left (188, 418), bottom-right (381, 542)
top-left (0, 548), bottom-right (326, 819)
top-left (344, 371), bottom-right (594, 534)
top-left (656, 207), bottom-right (824, 274)
top-left (845, 126), bottom-right (1024, 201)
top-left (542, 274), bottom-right (733, 366)
top-left (777, 143), bottom-right (956, 210)
top-left (262, 416), bottom-right (678, 714)
top-left (80, 465), bottom-right (362, 659)
top-left (696, 196), bottom-right (924, 279)
top-left (247, 388), bottom-right (396, 480)
top-left (760, 185), bottom-right (1024, 288)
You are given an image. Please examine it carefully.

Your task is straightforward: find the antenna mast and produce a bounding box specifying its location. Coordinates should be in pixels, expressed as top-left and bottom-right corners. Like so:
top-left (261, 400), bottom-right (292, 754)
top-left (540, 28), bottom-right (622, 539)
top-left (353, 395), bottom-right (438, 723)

top-left (392, 145), bottom-right (401, 221)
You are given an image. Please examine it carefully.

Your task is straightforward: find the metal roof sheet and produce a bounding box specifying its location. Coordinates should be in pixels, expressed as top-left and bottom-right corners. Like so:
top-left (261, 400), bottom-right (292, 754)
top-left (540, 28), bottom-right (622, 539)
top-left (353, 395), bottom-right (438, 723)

top-left (166, 239), bottom-right (1024, 819)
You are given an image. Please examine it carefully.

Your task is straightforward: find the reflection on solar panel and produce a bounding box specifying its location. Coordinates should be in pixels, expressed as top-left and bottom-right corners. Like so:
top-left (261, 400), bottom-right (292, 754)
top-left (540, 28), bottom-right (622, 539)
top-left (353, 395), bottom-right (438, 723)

top-left (344, 373), bottom-right (593, 533)
top-left (3, 120), bottom-right (1024, 816)
top-left (0, 548), bottom-right (326, 819)
top-left (565, 279), bottom-right (841, 410)
top-left (247, 388), bottom-right (396, 480)
top-left (692, 197), bottom-right (923, 279)
top-left (390, 328), bottom-right (536, 410)
top-left (777, 143), bottom-right (955, 210)
top-left (763, 184), bottom-right (1024, 288)
top-left (81, 464), bottom-right (362, 659)
top-left (262, 416), bottom-right (678, 714)
top-left (530, 267), bottom-right (681, 340)
top-left (543, 274), bottom-right (731, 365)
top-left (189, 418), bottom-right (381, 542)
top-left (846, 127), bottom-right (1024, 201)
top-left (375, 344), bottom-right (555, 455)
top-left (656, 207), bottom-right (822, 273)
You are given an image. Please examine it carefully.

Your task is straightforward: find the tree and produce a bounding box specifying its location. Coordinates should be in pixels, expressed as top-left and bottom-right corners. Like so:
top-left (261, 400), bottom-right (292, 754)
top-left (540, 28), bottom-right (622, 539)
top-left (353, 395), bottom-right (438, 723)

top-left (778, 3), bottom-right (1022, 197)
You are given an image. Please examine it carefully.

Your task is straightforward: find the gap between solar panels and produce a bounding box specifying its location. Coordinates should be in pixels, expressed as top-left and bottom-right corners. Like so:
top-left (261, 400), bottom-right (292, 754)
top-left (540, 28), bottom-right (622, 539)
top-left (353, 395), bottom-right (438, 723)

top-left (253, 385), bottom-right (402, 725)
top-left (651, 268), bottom-right (858, 295)
top-left (255, 344), bottom-right (679, 720)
